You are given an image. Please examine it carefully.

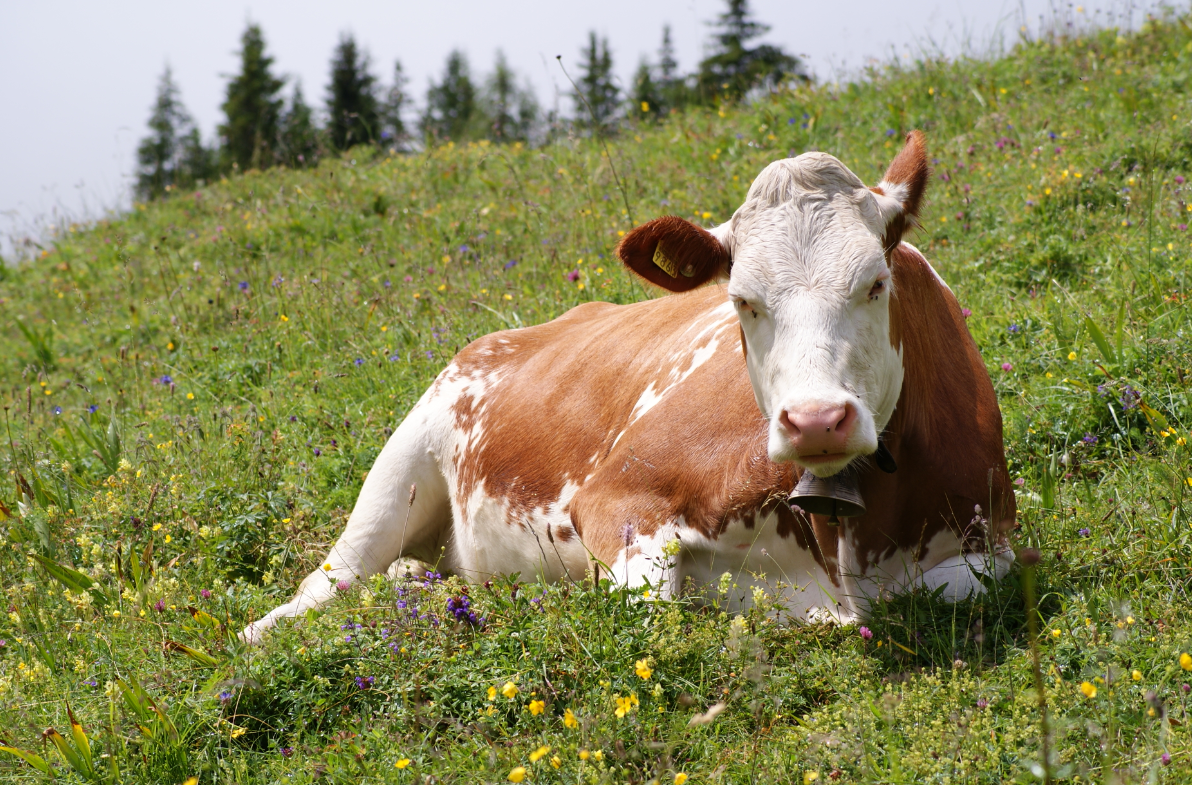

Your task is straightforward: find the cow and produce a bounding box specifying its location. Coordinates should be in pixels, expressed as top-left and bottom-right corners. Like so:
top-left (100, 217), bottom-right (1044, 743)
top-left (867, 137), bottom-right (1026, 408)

top-left (242, 131), bottom-right (1016, 644)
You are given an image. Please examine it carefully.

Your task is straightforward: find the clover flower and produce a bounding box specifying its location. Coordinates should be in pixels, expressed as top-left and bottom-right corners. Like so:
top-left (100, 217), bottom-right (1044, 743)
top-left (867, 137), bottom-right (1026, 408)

top-left (859, 626), bottom-right (873, 640)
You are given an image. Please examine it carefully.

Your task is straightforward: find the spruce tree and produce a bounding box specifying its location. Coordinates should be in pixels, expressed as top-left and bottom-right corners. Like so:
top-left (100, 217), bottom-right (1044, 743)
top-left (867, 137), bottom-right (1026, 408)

top-left (279, 82), bottom-right (320, 167)
top-left (481, 51), bottom-right (537, 142)
top-left (219, 24), bottom-right (284, 171)
top-left (696, 0), bottom-right (802, 103)
top-left (379, 61), bottom-right (409, 149)
top-left (326, 34), bottom-right (380, 150)
top-left (573, 32), bottom-right (619, 131)
top-left (657, 25), bottom-right (688, 111)
top-left (422, 50), bottom-right (477, 143)
top-left (137, 67), bottom-right (207, 200)
top-left (629, 59), bottom-right (661, 122)
top-left (177, 127), bottom-right (218, 186)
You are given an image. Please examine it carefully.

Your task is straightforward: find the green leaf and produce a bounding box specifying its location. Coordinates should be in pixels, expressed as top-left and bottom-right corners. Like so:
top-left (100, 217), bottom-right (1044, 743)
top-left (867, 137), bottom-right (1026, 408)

top-left (29, 553), bottom-right (109, 607)
top-left (187, 606), bottom-right (222, 630)
top-left (0, 744), bottom-right (56, 776)
top-left (67, 706), bottom-right (93, 774)
top-left (165, 640), bottom-right (221, 667)
top-left (46, 729), bottom-right (91, 777)
top-left (1083, 311), bottom-right (1116, 367)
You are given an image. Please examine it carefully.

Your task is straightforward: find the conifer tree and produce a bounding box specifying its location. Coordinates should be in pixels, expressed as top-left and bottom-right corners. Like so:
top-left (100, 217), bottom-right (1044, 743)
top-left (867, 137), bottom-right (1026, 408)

top-left (422, 50), bottom-right (478, 142)
top-left (657, 25), bottom-right (688, 110)
top-left (696, 0), bottom-right (802, 103)
top-left (326, 34), bottom-right (380, 150)
top-left (629, 59), bottom-right (661, 123)
top-left (219, 24), bottom-right (284, 170)
top-left (279, 82), bottom-right (320, 167)
top-left (137, 67), bottom-right (206, 200)
top-left (481, 51), bottom-right (537, 142)
top-left (379, 61), bottom-right (410, 149)
top-left (573, 32), bottom-right (619, 131)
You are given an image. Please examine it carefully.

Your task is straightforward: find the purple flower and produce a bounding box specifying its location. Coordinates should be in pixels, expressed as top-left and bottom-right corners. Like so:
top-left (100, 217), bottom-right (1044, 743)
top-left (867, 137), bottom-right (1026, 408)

top-left (239, 281), bottom-right (249, 291)
top-left (83, 679), bottom-right (98, 687)
top-left (153, 599), bottom-right (166, 612)
top-left (1183, 684), bottom-right (1190, 694)
top-left (504, 259), bottom-right (518, 270)
top-left (404, 275), bottom-right (413, 282)
top-left (1001, 362), bottom-right (1013, 372)
top-left (53, 406), bottom-right (62, 415)
top-left (976, 698), bottom-right (988, 709)
top-left (1176, 176), bottom-right (1186, 185)
top-left (1078, 528), bottom-right (1090, 537)
top-left (1082, 433), bottom-right (1098, 445)
top-left (1180, 224), bottom-right (1188, 232)
top-left (1008, 323), bottom-right (1020, 333)
top-left (160, 375), bottom-right (173, 385)
top-left (201, 589), bottom-right (212, 599)
top-left (859, 626), bottom-right (873, 640)
top-left (354, 358), bottom-right (364, 366)
top-left (219, 690), bottom-right (234, 702)
top-left (566, 270), bottom-right (580, 282)
top-left (313, 448), bottom-right (322, 457)
top-left (1162, 752), bottom-right (1172, 766)
top-left (961, 308), bottom-right (972, 318)
top-left (1120, 386), bottom-right (1140, 411)
top-left (425, 351), bottom-right (434, 359)
top-left (281, 747), bottom-right (294, 758)
top-left (88, 404), bottom-right (98, 413)
top-left (459, 244), bottom-right (470, 253)
top-left (354, 676), bottom-right (375, 689)
top-left (885, 128), bottom-right (896, 136)
top-left (336, 580), bottom-right (351, 592)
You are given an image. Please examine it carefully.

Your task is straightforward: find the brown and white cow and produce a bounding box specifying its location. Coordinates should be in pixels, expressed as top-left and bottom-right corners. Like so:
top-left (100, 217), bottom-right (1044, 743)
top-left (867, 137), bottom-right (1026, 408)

top-left (243, 132), bottom-right (1015, 643)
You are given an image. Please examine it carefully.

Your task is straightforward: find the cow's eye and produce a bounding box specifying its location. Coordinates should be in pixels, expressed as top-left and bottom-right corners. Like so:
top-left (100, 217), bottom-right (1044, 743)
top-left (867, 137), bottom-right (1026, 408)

top-left (867, 279), bottom-right (886, 301)
top-left (735, 299), bottom-right (757, 317)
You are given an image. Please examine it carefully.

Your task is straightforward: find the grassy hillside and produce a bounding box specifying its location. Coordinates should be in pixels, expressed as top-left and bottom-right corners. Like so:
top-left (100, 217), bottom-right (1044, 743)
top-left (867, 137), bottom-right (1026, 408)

top-left (4, 13), bottom-right (1192, 783)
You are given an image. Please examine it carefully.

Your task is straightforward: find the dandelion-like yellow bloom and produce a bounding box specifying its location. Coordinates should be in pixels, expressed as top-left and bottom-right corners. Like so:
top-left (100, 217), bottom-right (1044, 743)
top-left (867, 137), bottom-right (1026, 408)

top-left (1080, 681), bottom-right (1097, 698)
top-left (1132, 670), bottom-right (1142, 681)
top-left (395, 759), bottom-right (411, 769)
top-left (508, 766), bottom-right (527, 782)
top-left (1068, 351), bottom-right (1077, 361)
top-left (487, 686), bottom-right (497, 700)
top-left (501, 681), bottom-right (519, 699)
top-left (635, 659), bottom-right (653, 680)
top-left (804, 774), bottom-right (819, 784)
top-left (1181, 652), bottom-right (1192, 671)
top-left (563, 708), bottom-right (578, 728)
top-left (675, 774), bottom-right (689, 785)
top-left (528, 700), bottom-right (545, 716)
top-left (550, 756), bottom-right (561, 769)
top-left (529, 745), bottom-right (550, 762)
top-left (579, 749), bottom-right (590, 760)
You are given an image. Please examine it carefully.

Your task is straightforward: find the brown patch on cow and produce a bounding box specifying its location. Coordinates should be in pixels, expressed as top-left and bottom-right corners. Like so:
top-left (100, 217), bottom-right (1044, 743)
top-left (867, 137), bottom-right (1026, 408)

top-left (617, 215), bottom-right (731, 292)
top-left (874, 131), bottom-right (931, 253)
top-left (554, 524), bottom-right (575, 543)
top-left (849, 242), bottom-right (1015, 572)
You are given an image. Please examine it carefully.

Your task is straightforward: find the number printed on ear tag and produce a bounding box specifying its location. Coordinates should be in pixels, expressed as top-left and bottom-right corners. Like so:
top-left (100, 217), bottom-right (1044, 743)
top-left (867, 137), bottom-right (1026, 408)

top-left (652, 243), bottom-right (678, 278)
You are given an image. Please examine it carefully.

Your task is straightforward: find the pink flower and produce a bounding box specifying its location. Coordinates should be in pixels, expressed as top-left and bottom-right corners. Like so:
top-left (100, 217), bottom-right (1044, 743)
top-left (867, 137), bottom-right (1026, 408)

top-left (961, 308), bottom-right (972, 318)
top-left (859, 626), bottom-right (873, 640)
top-left (1001, 362), bottom-right (1013, 372)
top-left (336, 580), bottom-right (351, 592)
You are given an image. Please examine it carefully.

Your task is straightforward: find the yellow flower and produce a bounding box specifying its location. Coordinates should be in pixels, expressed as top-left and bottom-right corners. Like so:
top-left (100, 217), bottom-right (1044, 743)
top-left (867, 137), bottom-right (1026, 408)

top-left (1051, 628), bottom-right (1062, 637)
top-left (501, 681), bottom-right (519, 699)
top-left (1067, 351), bottom-right (1077, 361)
top-left (323, 563), bottom-right (332, 571)
top-left (563, 708), bottom-right (578, 729)
top-left (614, 693), bottom-right (640, 718)
top-left (487, 686), bottom-right (498, 700)
top-left (229, 726), bottom-right (247, 738)
top-left (528, 700), bottom-right (545, 716)
top-left (1080, 681), bottom-right (1097, 698)
top-left (508, 766), bottom-right (527, 782)
top-left (186, 392), bottom-right (194, 400)
top-left (529, 745), bottom-right (550, 763)
top-left (579, 749), bottom-right (590, 760)
top-left (675, 774), bottom-right (689, 785)
top-left (593, 750), bottom-right (603, 761)
top-left (635, 658), bottom-right (653, 680)
top-left (183, 779), bottom-right (198, 785)
top-left (1181, 653), bottom-right (1192, 671)
top-left (641, 101), bottom-right (650, 112)
top-left (804, 773), bottom-right (819, 784)
top-left (1132, 670), bottom-right (1142, 681)
top-left (396, 758), bottom-right (411, 769)
top-left (550, 756), bottom-right (561, 769)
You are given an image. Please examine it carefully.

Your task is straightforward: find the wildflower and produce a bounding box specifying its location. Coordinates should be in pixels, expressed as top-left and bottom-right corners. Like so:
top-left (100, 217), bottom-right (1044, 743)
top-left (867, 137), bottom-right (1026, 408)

top-left (88, 405), bottom-right (98, 413)
top-left (859, 626), bottom-right (873, 640)
top-left (1068, 351), bottom-right (1077, 360)
top-left (976, 698), bottom-right (988, 709)
top-left (675, 775), bottom-right (689, 785)
top-left (1000, 362), bottom-right (1013, 372)
top-left (1132, 670), bottom-right (1142, 681)
top-left (563, 708), bottom-right (578, 728)
top-left (804, 774), bottom-right (819, 784)
top-left (1181, 653), bottom-right (1192, 671)
top-left (239, 281), bottom-right (249, 291)
top-left (635, 658), bottom-right (653, 680)
top-left (281, 747), bottom-right (294, 757)
top-left (1008, 323), bottom-right (1020, 333)
top-left (501, 681), bottom-right (519, 699)
top-left (355, 676), bottom-right (375, 689)
top-left (488, 686), bottom-right (498, 700)
top-left (550, 755), bottom-right (561, 769)
top-left (53, 406), bottom-right (62, 415)
top-left (201, 589), bottom-right (212, 599)
top-left (160, 375), bottom-right (173, 385)
top-left (1080, 681), bottom-right (1097, 698)
top-left (528, 699), bottom-right (545, 716)
top-left (508, 766), bottom-right (527, 782)
top-left (153, 599), bottom-right (166, 612)
top-left (1078, 527), bottom-right (1090, 537)
top-left (961, 307), bottom-right (972, 318)
top-left (579, 749), bottom-right (590, 760)
top-left (336, 580), bottom-right (351, 592)
top-left (614, 693), bottom-right (639, 718)
top-left (529, 745), bottom-right (550, 762)
top-left (1082, 433), bottom-right (1098, 445)
top-left (354, 357), bottom-right (364, 366)
top-left (1163, 752), bottom-right (1172, 765)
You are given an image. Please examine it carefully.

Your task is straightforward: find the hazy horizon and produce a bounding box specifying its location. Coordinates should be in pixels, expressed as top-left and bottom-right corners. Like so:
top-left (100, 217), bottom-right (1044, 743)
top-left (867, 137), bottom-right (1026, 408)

top-left (0, 0), bottom-right (1171, 255)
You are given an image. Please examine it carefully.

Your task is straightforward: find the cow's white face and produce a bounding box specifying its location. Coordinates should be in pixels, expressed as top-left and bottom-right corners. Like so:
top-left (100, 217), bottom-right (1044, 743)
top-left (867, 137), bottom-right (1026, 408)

top-left (617, 133), bottom-right (930, 479)
top-left (718, 153), bottom-right (907, 476)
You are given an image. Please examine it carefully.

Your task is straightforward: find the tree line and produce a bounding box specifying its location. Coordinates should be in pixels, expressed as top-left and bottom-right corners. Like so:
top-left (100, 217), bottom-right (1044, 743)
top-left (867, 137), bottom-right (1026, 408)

top-left (136, 0), bottom-right (803, 201)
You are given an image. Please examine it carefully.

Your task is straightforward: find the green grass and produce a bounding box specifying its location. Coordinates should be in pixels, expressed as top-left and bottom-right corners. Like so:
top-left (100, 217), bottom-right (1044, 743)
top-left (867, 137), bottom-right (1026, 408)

top-left (4, 13), bottom-right (1192, 784)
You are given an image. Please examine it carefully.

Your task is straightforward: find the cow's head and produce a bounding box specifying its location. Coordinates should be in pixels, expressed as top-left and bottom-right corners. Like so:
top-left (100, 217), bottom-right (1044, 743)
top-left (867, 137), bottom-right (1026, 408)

top-left (618, 132), bottom-right (929, 477)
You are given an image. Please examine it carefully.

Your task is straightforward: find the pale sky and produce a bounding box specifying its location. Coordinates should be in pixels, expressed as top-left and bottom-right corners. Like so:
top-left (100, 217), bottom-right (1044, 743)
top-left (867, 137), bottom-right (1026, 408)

top-left (0, 0), bottom-right (1167, 253)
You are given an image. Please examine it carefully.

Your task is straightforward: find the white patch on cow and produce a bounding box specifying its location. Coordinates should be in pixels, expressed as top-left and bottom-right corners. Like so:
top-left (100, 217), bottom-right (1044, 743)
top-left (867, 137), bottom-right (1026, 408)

top-left (724, 153), bottom-right (905, 476)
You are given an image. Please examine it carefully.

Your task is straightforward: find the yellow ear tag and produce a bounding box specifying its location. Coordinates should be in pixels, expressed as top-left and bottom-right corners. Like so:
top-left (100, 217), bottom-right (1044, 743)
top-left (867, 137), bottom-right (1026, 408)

top-left (652, 243), bottom-right (678, 278)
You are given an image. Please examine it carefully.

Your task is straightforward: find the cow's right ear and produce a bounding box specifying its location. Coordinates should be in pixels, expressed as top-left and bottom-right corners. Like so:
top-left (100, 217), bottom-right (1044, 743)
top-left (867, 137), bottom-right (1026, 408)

top-left (616, 215), bottom-right (732, 292)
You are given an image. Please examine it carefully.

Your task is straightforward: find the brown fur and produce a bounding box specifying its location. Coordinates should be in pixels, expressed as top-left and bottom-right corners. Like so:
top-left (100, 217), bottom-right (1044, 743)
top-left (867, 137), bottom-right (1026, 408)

top-left (616, 215), bottom-right (731, 291)
top-left (874, 130), bottom-right (931, 253)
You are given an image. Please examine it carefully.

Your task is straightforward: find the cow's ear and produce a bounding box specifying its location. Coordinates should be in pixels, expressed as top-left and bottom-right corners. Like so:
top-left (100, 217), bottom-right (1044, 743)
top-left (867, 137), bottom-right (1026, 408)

top-left (871, 130), bottom-right (930, 252)
top-left (616, 215), bottom-right (731, 292)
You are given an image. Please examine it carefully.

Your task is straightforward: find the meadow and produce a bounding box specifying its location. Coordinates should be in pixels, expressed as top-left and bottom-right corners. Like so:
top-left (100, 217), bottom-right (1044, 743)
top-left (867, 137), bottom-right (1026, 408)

top-left (3, 13), bottom-right (1192, 784)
